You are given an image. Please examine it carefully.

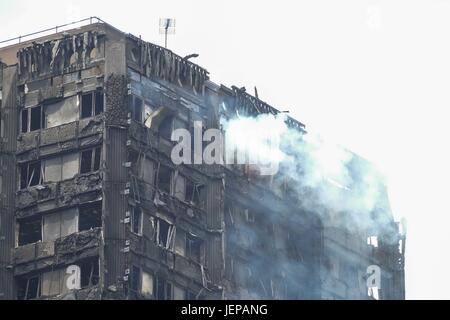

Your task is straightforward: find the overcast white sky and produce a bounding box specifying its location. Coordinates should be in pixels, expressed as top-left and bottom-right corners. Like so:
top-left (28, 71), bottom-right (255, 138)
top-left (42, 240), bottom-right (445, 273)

top-left (1, 0), bottom-right (449, 299)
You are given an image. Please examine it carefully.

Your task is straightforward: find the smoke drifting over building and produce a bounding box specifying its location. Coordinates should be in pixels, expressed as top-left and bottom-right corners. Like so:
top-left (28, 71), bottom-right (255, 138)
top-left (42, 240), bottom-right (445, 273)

top-left (0, 19), bottom-right (405, 300)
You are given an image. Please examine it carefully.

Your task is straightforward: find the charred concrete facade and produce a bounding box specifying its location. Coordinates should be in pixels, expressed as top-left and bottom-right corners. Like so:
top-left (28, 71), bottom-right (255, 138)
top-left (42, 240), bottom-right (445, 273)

top-left (0, 21), bottom-right (405, 300)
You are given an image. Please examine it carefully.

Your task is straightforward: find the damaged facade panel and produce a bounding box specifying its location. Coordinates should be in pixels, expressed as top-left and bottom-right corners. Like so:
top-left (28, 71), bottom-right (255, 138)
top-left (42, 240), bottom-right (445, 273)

top-left (0, 21), bottom-right (404, 300)
top-left (16, 30), bottom-right (105, 78)
top-left (127, 36), bottom-right (209, 94)
top-left (44, 95), bottom-right (79, 128)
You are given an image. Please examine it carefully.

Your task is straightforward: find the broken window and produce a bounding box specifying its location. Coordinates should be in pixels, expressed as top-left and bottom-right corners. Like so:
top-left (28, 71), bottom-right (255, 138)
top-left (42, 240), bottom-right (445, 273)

top-left (130, 265), bottom-right (141, 292)
top-left (95, 90), bottom-right (104, 115)
top-left (156, 277), bottom-right (173, 300)
top-left (143, 105), bottom-right (173, 132)
top-left (79, 201), bottom-right (102, 231)
top-left (43, 208), bottom-right (78, 242)
top-left (21, 105), bottom-right (43, 133)
top-left (186, 234), bottom-right (202, 263)
top-left (158, 115), bottom-right (174, 140)
top-left (141, 271), bottom-right (154, 297)
top-left (137, 154), bottom-right (154, 185)
top-left (30, 104), bottom-right (42, 131)
top-left (20, 161), bottom-right (42, 189)
top-left (80, 90), bottom-right (103, 119)
top-left (21, 108), bottom-right (28, 133)
top-left (18, 216), bottom-right (42, 246)
top-left (130, 95), bottom-right (143, 123)
top-left (131, 207), bottom-right (142, 235)
top-left (157, 165), bottom-right (172, 194)
top-left (173, 172), bottom-right (186, 201)
top-left (43, 153), bottom-right (79, 182)
top-left (155, 218), bottom-right (175, 250)
top-left (17, 275), bottom-right (41, 300)
top-left (174, 229), bottom-right (186, 256)
top-left (80, 147), bottom-right (101, 174)
top-left (79, 257), bottom-right (100, 288)
top-left (44, 96), bottom-right (79, 128)
top-left (143, 102), bottom-right (154, 128)
top-left (186, 181), bottom-right (203, 207)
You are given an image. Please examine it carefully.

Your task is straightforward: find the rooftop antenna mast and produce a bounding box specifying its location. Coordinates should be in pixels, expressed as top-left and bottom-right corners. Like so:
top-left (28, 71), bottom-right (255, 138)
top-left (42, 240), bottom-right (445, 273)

top-left (159, 18), bottom-right (176, 48)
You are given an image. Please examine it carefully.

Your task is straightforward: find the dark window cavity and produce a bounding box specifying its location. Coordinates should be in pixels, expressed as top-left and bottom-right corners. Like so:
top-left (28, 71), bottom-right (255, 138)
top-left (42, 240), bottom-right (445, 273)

top-left (81, 93), bottom-right (93, 118)
top-left (157, 165), bottom-right (172, 194)
top-left (95, 90), bottom-right (104, 115)
top-left (131, 266), bottom-right (141, 292)
top-left (156, 277), bottom-right (173, 300)
top-left (186, 181), bottom-right (203, 207)
top-left (131, 207), bottom-right (142, 235)
top-left (21, 109), bottom-right (28, 133)
top-left (80, 147), bottom-right (101, 174)
top-left (81, 90), bottom-right (103, 119)
top-left (79, 257), bottom-right (100, 288)
top-left (158, 115), bottom-right (174, 140)
top-left (186, 234), bottom-right (202, 263)
top-left (17, 276), bottom-right (41, 300)
top-left (155, 218), bottom-right (174, 249)
top-left (18, 216), bottom-right (42, 246)
top-left (158, 219), bottom-right (170, 247)
top-left (130, 95), bottom-right (143, 123)
top-left (79, 201), bottom-right (102, 231)
top-left (20, 161), bottom-right (42, 189)
top-left (21, 105), bottom-right (43, 133)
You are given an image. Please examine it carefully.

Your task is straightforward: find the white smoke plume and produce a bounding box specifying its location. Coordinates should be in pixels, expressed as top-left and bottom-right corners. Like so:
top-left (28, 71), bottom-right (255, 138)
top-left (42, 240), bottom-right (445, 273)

top-left (221, 113), bottom-right (393, 236)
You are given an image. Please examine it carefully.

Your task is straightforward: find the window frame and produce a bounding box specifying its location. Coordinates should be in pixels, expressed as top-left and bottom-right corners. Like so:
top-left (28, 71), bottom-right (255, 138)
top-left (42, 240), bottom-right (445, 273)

top-left (155, 217), bottom-right (175, 250)
top-left (186, 233), bottom-right (203, 263)
top-left (19, 160), bottom-right (43, 190)
top-left (80, 146), bottom-right (102, 174)
top-left (80, 90), bottom-right (104, 119)
top-left (17, 215), bottom-right (43, 247)
top-left (20, 105), bottom-right (44, 133)
top-left (18, 275), bottom-right (41, 300)
top-left (131, 206), bottom-right (143, 236)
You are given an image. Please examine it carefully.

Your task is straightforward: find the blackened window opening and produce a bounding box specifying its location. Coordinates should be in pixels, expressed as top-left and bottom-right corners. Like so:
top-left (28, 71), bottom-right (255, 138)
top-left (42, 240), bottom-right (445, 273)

top-left (158, 165), bottom-right (171, 194)
top-left (131, 96), bottom-right (143, 122)
top-left (80, 147), bottom-right (101, 174)
top-left (79, 201), bottom-right (102, 231)
top-left (131, 266), bottom-right (141, 291)
top-left (79, 257), bottom-right (100, 288)
top-left (17, 276), bottom-right (40, 300)
top-left (159, 115), bottom-right (173, 140)
top-left (157, 219), bottom-right (171, 247)
top-left (132, 207), bottom-right (142, 235)
top-left (20, 161), bottom-right (42, 189)
top-left (21, 106), bottom-right (43, 133)
top-left (156, 277), bottom-right (172, 300)
top-left (81, 91), bottom-right (103, 119)
top-left (18, 216), bottom-right (42, 246)
top-left (186, 235), bottom-right (202, 263)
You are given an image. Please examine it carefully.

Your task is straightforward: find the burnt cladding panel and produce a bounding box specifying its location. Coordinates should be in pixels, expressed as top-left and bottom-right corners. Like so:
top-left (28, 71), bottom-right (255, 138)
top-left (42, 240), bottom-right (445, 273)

top-left (103, 27), bottom-right (128, 291)
top-left (104, 127), bottom-right (128, 288)
top-left (0, 65), bottom-right (18, 299)
top-left (203, 86), bottom-right (225, 286)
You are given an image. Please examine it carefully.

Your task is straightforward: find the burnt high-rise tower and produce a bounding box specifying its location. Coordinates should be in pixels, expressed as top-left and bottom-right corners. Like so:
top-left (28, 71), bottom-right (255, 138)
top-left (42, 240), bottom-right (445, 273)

top-left (0, 18), bottom-right (405, 300)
